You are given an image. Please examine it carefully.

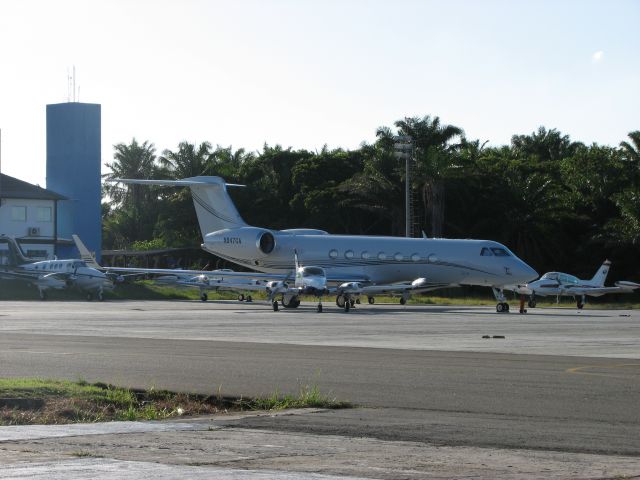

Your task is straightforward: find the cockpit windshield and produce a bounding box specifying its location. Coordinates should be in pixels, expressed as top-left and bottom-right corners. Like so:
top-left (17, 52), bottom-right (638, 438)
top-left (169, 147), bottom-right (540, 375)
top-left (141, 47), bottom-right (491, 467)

top-left (481, 247), bottom-right (512, 257)
top-left (302, 267), bottom-right (325, 277)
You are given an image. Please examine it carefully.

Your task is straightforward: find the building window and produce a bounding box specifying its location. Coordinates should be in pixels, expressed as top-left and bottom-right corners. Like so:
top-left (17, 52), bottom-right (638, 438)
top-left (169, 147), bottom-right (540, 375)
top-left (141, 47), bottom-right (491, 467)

top-left (36, 207), bottom-right (52, 222)
top-left (11, 206), bottom-right (27, 221)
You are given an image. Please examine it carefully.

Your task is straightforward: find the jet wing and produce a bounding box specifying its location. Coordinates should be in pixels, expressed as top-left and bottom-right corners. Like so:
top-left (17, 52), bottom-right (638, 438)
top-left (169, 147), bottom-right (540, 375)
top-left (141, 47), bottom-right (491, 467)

top-left (103, 266), bottom-right (290, 281)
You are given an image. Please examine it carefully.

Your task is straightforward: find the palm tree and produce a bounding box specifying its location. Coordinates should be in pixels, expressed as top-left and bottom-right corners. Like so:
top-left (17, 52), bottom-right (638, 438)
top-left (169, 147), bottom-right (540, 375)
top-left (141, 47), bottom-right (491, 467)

top-left (339, 141), bottom-right (406, 235)
top-left (103, 139), bottom-right (158, 209)
top-left (389, 116), bottom-right (464, 238)
top-left (158, 141), bottom-right (213, 179)
top-left (620, 130), bottom-right (640, 163)
top-left (511, 127), bottom-right (581, 163)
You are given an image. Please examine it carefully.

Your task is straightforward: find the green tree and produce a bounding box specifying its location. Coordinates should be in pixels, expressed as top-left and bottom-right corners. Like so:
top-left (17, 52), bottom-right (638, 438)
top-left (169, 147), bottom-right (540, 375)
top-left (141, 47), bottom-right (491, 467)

top-left (158, 141), bottom-right (214, 179)
top-left (103, 139), bottom-right (159, 209)
top-left (386, 116), bottom-right (465, 237)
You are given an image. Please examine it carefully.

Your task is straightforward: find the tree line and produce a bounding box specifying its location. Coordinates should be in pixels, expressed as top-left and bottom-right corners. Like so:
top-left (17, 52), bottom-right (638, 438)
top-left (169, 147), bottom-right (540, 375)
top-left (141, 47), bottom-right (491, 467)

top-left (102, 116), bottom-right (640, 282)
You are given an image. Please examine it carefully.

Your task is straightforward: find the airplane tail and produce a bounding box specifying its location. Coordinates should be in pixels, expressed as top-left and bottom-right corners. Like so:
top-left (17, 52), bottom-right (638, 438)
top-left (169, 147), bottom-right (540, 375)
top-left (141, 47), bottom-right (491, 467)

top-left (113, 177), bottom-right (247, 239)
top-left (0, 235), bottom-right (32, 266)
top-left (589, 260), bottom-right (611, 287)
top-left (72, 234), bottom-right (101, 269)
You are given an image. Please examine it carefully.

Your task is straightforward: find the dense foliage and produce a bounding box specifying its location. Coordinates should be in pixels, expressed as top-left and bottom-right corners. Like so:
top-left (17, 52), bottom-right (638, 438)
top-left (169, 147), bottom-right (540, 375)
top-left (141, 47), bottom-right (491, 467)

top-left (102, 116), bottom-right (640, 281)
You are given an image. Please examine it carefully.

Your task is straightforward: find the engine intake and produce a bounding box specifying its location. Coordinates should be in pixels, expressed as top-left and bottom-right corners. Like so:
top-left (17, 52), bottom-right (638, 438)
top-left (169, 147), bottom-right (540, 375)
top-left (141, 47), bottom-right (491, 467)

top-left (259, 231), bottom-right (275, 254)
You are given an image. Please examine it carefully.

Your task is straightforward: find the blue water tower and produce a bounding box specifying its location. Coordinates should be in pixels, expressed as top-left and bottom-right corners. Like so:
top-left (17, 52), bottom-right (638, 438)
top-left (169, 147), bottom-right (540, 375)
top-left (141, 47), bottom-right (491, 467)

top-left (46, 102), bottom-right (102, 261)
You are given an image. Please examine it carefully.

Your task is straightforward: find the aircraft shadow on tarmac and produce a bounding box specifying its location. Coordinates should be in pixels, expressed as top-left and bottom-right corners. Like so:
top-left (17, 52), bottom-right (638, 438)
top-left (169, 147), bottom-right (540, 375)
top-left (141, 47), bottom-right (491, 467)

top-left (260, 304), bottom-right (613, 317)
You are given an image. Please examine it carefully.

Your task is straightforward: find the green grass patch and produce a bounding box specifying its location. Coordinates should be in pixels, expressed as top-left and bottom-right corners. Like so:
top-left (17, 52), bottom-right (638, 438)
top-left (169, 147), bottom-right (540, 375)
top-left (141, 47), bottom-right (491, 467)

top-left (242, 384), bottom-right (350, 411)
top-left (0, 378), bottom-right (350, 425)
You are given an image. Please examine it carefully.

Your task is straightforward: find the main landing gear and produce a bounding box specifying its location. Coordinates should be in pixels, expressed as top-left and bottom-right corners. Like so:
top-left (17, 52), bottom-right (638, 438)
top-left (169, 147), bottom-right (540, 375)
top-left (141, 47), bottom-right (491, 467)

top-left (576, 295), bottom-right (585, 310)
top-left (335, 294), bottom-right (355, 312)
top-left (492, 287), bottom-right (510, 313)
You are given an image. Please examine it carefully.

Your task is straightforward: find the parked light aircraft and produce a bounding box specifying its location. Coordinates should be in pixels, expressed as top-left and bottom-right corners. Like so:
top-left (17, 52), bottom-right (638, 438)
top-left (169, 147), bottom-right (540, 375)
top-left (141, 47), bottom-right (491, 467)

top-left (505, 260), bottom-right (640, 309)
top-left (73, 235), bottom-right (263, 303)
top-left (110, 176), bottom-right (538, 312)
top-left (0, 235), bottom-right (113, 300)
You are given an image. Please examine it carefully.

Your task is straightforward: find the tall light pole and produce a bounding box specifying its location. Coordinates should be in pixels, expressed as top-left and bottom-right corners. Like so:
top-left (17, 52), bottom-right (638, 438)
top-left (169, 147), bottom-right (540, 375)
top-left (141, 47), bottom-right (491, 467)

top-left (394, 135), bottom-right (413, 237)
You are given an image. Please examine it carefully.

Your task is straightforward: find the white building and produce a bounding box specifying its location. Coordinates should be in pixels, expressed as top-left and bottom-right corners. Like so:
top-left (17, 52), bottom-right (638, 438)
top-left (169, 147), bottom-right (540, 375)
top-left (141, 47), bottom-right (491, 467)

top-left (0, 173), bottom-right (67, 262)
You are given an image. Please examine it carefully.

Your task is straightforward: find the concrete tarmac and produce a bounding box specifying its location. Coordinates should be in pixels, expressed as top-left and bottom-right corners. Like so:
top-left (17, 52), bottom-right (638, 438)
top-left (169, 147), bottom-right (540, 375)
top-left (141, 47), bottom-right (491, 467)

top-left (0, 300), bottom-right (639, 478)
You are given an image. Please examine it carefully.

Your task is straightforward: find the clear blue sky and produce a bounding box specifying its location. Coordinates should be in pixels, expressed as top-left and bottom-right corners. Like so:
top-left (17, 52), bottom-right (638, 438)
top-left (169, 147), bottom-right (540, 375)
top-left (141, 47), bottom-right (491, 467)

top-left (0, 0), bottom-right (638, 187)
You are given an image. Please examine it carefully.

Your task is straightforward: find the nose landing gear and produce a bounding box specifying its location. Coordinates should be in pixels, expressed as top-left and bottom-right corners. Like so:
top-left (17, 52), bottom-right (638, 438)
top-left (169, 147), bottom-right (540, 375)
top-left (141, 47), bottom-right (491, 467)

top-left (492, 287), bottom-right (510, 313)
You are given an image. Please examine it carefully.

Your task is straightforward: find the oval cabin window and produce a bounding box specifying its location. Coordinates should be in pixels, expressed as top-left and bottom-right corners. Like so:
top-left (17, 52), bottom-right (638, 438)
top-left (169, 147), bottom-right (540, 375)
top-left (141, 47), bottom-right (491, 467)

top-left (329, 249), bottom-right (338, 259)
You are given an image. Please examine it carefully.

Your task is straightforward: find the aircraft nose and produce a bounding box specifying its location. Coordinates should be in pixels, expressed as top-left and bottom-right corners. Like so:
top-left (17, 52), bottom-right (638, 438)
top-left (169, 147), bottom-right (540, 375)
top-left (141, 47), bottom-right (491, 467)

top-left (515, 260), bottom-right (538, 283)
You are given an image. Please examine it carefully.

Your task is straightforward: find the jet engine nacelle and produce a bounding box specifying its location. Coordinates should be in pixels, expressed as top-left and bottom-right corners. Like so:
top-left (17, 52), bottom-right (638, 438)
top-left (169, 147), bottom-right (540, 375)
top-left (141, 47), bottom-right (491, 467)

top-left (204, 227), bottom-right (277, 258)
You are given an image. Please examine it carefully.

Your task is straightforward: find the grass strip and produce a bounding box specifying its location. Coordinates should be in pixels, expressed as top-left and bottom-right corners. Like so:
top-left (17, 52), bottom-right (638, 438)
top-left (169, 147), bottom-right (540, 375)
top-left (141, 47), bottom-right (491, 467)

top-left (0, 378), bottom-right (350, 426)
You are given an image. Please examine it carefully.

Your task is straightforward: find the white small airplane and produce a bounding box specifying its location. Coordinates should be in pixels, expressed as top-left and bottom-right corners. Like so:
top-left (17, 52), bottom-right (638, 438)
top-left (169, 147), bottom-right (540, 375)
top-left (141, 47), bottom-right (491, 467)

top-left (109, 176), bottom-right (539, 312)
top-left (73, 235), bottom-right (263, 303)
top-left (0, 235), bottom-right (113, 300)
top-left (505, 260), bottom-right (640, 309)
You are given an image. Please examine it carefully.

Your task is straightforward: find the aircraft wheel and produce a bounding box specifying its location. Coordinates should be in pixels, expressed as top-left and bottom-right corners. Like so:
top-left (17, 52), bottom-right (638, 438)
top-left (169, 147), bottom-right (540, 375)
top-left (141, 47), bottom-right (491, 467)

top-left (317, 304), bottom-right (323, 313)
top-left (350, 299), bottom-right (355, 308)
top-left (368, 296), bottom-right (375, 305)
top-left (344, 301), bottom-right (350, 312)
top-left (238, 294), bottom-right (245, 302)
top-left (282, 296), bottom-right (300, 308)
top-left (504, 303), bottom-right (510, 312)
top-left (246, 295), bottom-right (252, 302)
top-left (200, 293), bottom-right (208, 302)
top-left (336, 295), bottom-right (346, 308)
top-left (496, 303), bottom-right (504, 313)
top-left (400, 297), bottom-right (406, 305)
top-left (272, 300), bottom-right (279, 311)
top-left (355, 298), bottom-right (361, 305)
top-left (577, 301), bottom-right (584, 310)
top-left (528, 299), bottom-right (536, 308)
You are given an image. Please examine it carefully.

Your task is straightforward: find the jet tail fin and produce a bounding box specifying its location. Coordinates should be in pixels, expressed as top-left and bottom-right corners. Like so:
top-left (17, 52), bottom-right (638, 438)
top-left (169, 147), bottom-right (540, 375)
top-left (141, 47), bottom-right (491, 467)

top-left (0, 235), bottom-right (32, 266)
top-left (112, 177), bottom-right (247, 239)
top-left (590, 260), bottom-right (611, 287)
top-left (72, 234), bottom-right (101, 269)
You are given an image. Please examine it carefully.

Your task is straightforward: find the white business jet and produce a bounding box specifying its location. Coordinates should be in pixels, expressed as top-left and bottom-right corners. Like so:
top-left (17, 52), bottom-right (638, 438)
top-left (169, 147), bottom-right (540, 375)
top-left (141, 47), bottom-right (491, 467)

top-left (111, 176), bottom-right (538, 312)
top-left (505, 260), bottom-right (640, 309)
top-left (0, 235), bottom-right (113, 300)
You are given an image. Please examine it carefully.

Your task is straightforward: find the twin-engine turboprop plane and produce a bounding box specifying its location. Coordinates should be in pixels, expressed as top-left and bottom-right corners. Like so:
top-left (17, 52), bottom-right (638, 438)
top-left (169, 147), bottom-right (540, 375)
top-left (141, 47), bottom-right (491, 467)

top-left (505, 260), bottom-right (640, 309)
top-left (0, 235), bottom-right (113, 300)
top-left (111, 176), bottom-right (538, 312)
